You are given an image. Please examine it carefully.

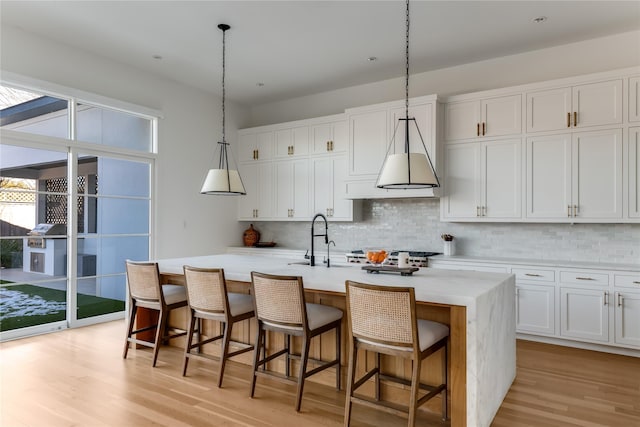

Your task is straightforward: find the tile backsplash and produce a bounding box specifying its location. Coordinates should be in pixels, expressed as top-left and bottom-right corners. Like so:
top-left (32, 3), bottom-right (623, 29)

top-left (247, 199), bottom-right (640, 265)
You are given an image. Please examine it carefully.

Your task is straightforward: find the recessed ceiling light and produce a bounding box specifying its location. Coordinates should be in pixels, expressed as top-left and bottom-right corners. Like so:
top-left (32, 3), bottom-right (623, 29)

top-left (256, 82), bottom-right (265, 87)
top-left (532, 16), bottom-right (548, 24)
top-left (367, 56), bottom-right (377, 62)
top-left (152, 54), bottom-right (163, 60)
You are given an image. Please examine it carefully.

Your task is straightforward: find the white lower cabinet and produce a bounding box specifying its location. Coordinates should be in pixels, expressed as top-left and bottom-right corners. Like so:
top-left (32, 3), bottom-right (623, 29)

top-left (431, 258), bottom-right (640, 352)
top-left (516, 283), bottom-right (555, 335)
top-left (614, 291), bottom-right (640, 347)
top-left (560, 287), bottom-right (609, 343)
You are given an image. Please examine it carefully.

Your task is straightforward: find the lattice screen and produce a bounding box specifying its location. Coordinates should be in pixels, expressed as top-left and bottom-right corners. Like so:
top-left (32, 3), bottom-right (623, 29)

top-left (45, 176), bottom-right (93, 232)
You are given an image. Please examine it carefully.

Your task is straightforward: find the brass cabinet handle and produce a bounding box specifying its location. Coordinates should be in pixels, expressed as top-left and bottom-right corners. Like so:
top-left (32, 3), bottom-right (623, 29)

top-left (604, 291), bottom-right (609, 306)
top-left (477, 206), bottom-right (481, 217)
top-left (634, 281), bottom-right (640, 285)
top-left (477, 123), bottom-right (480, 136)
top-left (567, 112), bottom-right (571, 128)
top-left (482, 122), bottom-right (486, 136)
top-left (576, 277), bottom-right (595, 281)
top-left (573, 205), bottom-right (577, 217)
top-left (568, 205), bottom-right (571, 217)
top-left (255, 149), bottom-right (259, 160)
top-left (330, 140), bottom-right (334, 151)
top-left (617, 293), bottom-right (623, 307)
top-left (482, 206), bottom-right (487, 216)
top-left (573, 111), bottom-right (577, 127)
top-left (525, 273), bottom-right (542, 277)
top-left (326, 141), bottom-right (330, 151)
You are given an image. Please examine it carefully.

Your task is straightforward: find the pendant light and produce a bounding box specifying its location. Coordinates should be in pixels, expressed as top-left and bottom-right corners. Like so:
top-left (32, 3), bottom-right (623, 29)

top-left (201, 24), bottom-right (246, 195)
top-left (376, 0), bottom-right (440, 189)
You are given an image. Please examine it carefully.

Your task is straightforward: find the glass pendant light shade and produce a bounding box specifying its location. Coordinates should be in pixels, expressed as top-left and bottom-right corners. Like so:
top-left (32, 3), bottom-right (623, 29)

top-left (376, 0), bottom-right (440, 190)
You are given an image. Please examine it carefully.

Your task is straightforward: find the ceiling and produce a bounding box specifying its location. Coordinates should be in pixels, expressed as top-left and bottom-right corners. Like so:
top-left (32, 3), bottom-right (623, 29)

top-left (1, 1), bottom-right (639, 106)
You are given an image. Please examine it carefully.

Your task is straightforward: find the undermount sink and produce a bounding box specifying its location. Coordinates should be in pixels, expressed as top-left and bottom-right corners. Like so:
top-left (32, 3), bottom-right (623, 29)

top-left (287, 261), bottom-right (311, 266)
top-left (287, 261), bottom-right (348, 268)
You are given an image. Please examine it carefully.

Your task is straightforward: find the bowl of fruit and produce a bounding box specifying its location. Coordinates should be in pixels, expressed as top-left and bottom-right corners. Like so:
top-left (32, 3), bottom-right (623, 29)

top-left (366, 250), bottom-right (388, 266)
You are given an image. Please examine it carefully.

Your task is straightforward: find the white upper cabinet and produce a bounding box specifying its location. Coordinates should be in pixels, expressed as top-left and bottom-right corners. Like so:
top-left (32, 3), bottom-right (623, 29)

top-left (525, 129), bottom-right (623, 220)
top-left (274, 126), bottom-right (309, 158)
top-left (312, 155), bottom-right (352, 221)
top-left (274, 159), bottom-right (310, 219)
top-left (348, 109), bottom-right (388, 178)
top-left (389, 103), bottom-right (435, 158)
top-left (630, 127), bottom-right (640, 218)
top-left (311, 120), bottom-right (347, 154)
top-left (630, 77), bottom-right (640, 122)
top-left (445, 94), bottom-right (521, 141)
top-left (238, 130), bottom-right (273, 162)
top-left (237, 162), bottom-right (274, 220)
top-left (442, 139), bottom-right (521, 220)
top-left (526, 79), bottom-right (623, 133)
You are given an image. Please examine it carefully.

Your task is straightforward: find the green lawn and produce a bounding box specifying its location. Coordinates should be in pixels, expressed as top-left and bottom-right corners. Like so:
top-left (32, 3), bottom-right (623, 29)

top-left (0, 283), bottom-right (125, 332)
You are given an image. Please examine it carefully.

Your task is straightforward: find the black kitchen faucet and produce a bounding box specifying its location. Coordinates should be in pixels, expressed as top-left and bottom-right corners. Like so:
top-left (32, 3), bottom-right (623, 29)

top-left (310, 213), bottom-right (328, 266)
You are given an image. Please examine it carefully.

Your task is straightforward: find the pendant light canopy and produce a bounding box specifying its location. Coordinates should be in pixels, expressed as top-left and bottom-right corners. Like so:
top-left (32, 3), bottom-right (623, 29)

top-left (376, 0), bottom-right (440, 190)
top-left (201, 24), bottom-right (246, 195)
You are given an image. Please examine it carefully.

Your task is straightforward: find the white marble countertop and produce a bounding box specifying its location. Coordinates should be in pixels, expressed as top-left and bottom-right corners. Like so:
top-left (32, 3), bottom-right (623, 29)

top-left (157, 253), bottom-right (513, 307)
top-left (429, 255), bottom-right (640, 272)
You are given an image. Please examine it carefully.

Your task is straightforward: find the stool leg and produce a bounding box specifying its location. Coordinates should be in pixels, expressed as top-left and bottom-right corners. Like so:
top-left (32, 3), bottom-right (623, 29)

top-left (344, 338), bottom-right (357, 427)
top-left (375, 352), bottom-right (381, 401)
top-left (123, 301), bottom-right (137, 359)
top-left (285, 334), bottom-right (291, 378)
top-left (152, 309), bottom-right (168, 367)
top-left (295, 335), bottom-right (311, 412)
top-left (218, 320), bottom-right (232, 388)
top-left (442, 342), bottom-right (448, 420)
top-left (250, 325), bottom-right (263, 398)
top-left (335, 322), bottom-right (341, 390)
top-left (182, 312), bottom-right (197, 376)
top-left (408, 358), bottom-right (422, 427)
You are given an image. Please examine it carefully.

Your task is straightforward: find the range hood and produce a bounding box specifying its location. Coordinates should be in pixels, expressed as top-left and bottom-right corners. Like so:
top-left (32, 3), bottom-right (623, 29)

top-left (344, 180), bottom-right (441, 200)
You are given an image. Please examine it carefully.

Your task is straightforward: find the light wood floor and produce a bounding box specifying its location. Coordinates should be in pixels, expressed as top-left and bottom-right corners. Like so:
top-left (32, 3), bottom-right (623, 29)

top-left (1, 321), bottom-right (638, 427)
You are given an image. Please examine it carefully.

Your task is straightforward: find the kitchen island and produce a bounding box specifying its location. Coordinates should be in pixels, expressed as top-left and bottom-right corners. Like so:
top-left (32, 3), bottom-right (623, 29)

top-left (156, 254), bottom-right (516, 427)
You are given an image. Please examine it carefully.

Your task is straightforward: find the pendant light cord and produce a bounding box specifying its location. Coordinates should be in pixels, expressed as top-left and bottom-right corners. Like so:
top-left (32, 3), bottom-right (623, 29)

top-left (405, 0), bottom-right (410, 120)
top-left (221, 26), bottom-right (227, 144)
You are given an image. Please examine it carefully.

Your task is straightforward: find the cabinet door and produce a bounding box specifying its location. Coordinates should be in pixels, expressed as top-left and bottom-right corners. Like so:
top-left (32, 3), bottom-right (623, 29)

top-left (274, 128), bottom-right (293, 158)
top-left (630, 77), bottom-right (640, 123)
top-left (442, 143), bottom-right (481, 218)
top-left (238, 133), bottom-right (257, 162)
top-left (255, 131), bottom-right (273, 161)
top-left (560, 287), bottom-right (609, 343)
top-left (516, 284), bottom-right (555, 335)
top-left (615, 291), bottom-right (640, 348)
top-left (312, 157), bottom-right (333, 216)
top-left (237, 163), bottom-right (258, 219)
top-left (273, 161), bottom-right (293, 218)
top-left (348, 110), bottom-right (388, 177)
top-left (572, 129), bottom-right (623, 219)
top-left (572, 79), bottom-right (623, 128)
top-left (312, 121), bottom-right (347, 154)
top-left (526, 134), bottom-right (572, 219)
top-left (482, 139), bottom-right (521, 218)
top-left (526, 87), bottom-right (572, 133)
top-left (445, 100), bottom-right (479, 141)
top-left (481, 94), bottom-right (522, 137)
top-left (291, 159), bottom-right (310, 219)
top-left (330, 156), bottom-right (351, 220)
top-left (255, 162), bottom-right (274, 219)
top-left (630, 127), bottom-right (640, 218)
top-left (389, 103), bottom-right (435, 157)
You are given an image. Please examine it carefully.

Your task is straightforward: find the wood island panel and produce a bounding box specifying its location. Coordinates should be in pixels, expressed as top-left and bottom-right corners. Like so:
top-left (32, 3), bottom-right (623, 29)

top-left (154, 273), bottom-right (467, 426)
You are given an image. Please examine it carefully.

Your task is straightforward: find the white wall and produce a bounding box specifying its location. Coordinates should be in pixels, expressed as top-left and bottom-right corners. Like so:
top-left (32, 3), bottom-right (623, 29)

top-left (1, 25), bottom-right (250, 258)
top-left (250, 30), bottom-right (640, 126)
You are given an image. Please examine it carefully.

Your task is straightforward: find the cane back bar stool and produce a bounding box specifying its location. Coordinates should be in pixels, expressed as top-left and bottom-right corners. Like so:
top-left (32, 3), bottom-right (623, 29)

top-left (250, 271), bottom-right (343, 412)
top-left (344, 281), bottom-right (449, 427)
top-left (182, 266), bottom-right (255, 387)
top-left (123, 260), bottom-right (188, 367)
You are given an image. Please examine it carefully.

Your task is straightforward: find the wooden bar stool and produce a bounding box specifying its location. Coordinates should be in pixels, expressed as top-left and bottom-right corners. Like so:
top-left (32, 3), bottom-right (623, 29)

top-left (123, 260), bottom-right (188, 367)
top-left (249, 271), bottom-right (343, 412)
top-left (344, 280), bottom-right (449, 427)
top-left (182, 266), bottom-right (255, 387)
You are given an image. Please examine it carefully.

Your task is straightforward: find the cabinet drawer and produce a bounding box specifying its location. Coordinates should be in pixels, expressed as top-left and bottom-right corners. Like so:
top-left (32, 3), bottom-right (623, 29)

top-left (614, 274), bottom-right (640, 289)
top-left (512, 267), bottom-right (555, 282)
top-left (559, 271), bottom-right (609, 286)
